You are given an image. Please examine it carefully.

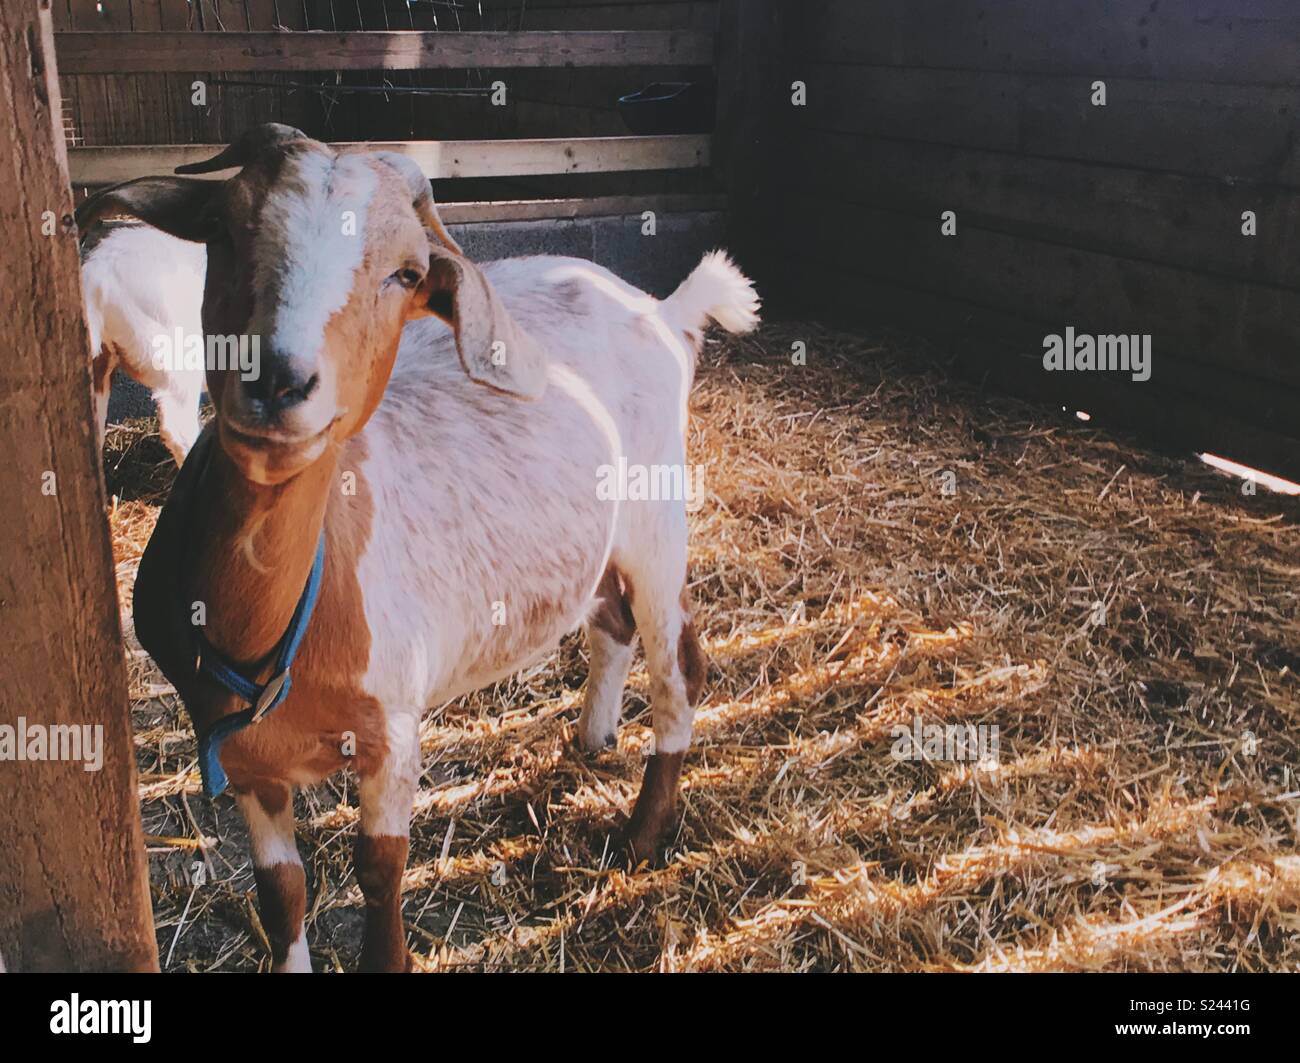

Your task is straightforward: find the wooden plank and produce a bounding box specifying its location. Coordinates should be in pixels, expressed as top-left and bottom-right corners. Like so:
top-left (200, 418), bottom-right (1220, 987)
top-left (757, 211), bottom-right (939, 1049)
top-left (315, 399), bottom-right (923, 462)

top-left (0, 0), bottom-right (158, 973)
top-left (90, 0), bottom-right (142, 143)
top-left (156, 0), bottom-right (203, 148)
top-left (66, 1), bottom-right (111, 145)
top-left (481, 0), bottom-right (714, 11)
top-left (484, 1), bottom-right (721, 32)
top-left (481, 0), bottom-right (709, 7)
top-left (68, 133), bottom-right (711, 184)
top-left (221, 2), bottom-right (261, 147)
top-left (54, 29), bottom-right (716, 72)
top-left (485, 65), bottom-right (709, 139)
top-left (243, 0), bottom-right (285, 130)
top-left (777, 131), bottom-right (1300, 290)
top-left (128, 0), bottom-right (176, 147)
top-left (773, 197), bottom-right (1300, 390)
top-left (780, 0), bottom-right (1300, 87)
top-left (49, 0), bottom-right (80, 150)
top-left (790, 63), bottom-right (1300, 186)
top-left (438, 191), bottom-right (725, 223)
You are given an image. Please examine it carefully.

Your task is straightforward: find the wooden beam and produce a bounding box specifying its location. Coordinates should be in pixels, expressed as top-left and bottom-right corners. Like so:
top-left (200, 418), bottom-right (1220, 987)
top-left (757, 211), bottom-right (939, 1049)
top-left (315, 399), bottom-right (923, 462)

top-left (776, 197), bottom-right (1300, 389)
top-left (781, 1), bottom-right (1300, 87)
top-left (68, 134), bottom-right (711, 186)
top-left (0, 0), bottom-right (158, 973)
top-left (54, 29), bottom-right (715, 73)
top-left (776, 131), bottom-right (1300, 291)
top-left (791, 63), bottom-right (1300, 187)
top-left (439, 192), bottom-right (726, 224)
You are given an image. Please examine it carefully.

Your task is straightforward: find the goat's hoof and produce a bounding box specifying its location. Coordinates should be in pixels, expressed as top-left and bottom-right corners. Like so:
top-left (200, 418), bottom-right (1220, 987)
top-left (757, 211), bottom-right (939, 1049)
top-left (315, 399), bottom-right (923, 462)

top-left (617, 752), bottom-right (684, 869)
top-left (616, 815), bottom-right (674, 870)
top-left (618, 833), bottom-right (663, 870)
top-left (575, 729), bottom-right (616, 757)
top-left (620, 836), bottom-right (659, 870)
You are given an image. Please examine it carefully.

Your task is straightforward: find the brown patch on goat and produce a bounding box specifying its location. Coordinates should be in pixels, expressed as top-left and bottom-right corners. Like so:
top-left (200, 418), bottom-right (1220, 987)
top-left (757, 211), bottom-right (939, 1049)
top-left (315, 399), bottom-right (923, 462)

top-left (241, 777), bottom-right (291, 817)
top-left (625, 751), bottom-right (686, 865)
top-left (252, 861), bottom-right (307, 970)
top-left (678, 586), bottom-right (707, 706)
top-left (217, 435), bottom-right (389, 789)
top-left (591, 564), bottom-right (636, 645)
top-left (91, 344), bottom-right (117, 398)
top-left (134, 431), bottom-right (388, 793)
top-left (355, 834), bottom-right (412, 972)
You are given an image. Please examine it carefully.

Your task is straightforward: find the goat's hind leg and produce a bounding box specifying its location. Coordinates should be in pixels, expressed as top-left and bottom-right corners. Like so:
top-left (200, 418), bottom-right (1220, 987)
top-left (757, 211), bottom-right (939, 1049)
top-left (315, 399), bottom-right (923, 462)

top-left (235, 784), bottom-right (310, 972)
top-left (578, 565), bottom-right (637, 753)
top-left (618, 510), bottom-right (708, 865)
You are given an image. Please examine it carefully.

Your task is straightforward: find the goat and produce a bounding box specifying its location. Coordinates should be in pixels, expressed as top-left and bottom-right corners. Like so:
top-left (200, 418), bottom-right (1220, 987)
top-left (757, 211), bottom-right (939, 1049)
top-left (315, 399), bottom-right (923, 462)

top-left (79, 124), bottom-right (759, 972)
top-left (80, 220), bottom-right (206, 464)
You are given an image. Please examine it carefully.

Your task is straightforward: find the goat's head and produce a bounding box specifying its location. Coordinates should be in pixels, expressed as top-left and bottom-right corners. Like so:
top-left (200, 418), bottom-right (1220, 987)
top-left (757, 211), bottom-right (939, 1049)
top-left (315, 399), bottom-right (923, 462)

top-left (77, 124), bottom-right (547, 484)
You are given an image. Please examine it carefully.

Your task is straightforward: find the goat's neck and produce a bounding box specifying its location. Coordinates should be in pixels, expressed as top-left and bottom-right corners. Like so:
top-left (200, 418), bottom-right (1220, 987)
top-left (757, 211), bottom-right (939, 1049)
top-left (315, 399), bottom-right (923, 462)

top-left (187, 439), bottom-right (338, 667)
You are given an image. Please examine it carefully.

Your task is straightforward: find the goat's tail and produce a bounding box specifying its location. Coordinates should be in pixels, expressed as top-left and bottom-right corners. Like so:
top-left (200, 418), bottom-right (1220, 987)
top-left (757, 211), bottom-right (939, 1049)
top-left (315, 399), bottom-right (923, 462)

top-left (661, 250), bottom-right (761, 345)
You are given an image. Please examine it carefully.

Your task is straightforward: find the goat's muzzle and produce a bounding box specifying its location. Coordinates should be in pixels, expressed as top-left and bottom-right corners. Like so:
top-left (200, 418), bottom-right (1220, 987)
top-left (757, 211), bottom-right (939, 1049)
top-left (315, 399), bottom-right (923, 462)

top-left (243, 354), bottom-right (320, 419)
top-left (215, 350), bottom-right (338, 483)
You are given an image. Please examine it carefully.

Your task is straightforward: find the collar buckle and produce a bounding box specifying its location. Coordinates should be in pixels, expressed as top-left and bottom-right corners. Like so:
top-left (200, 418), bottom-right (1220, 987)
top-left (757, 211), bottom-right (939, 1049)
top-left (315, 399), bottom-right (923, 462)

top-left (251, 670), bottom-right (288, 723)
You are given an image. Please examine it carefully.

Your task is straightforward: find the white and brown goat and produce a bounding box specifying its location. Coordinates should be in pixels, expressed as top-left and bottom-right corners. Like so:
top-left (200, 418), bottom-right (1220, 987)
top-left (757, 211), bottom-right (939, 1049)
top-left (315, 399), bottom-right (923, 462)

top-left (82, 125), bottom-right (759, 972)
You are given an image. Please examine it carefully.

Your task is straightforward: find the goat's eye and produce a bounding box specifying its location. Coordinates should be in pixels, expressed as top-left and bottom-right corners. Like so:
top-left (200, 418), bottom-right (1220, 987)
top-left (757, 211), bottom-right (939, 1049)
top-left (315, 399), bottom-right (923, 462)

top-left (389, 268), bottom-right (422, 290)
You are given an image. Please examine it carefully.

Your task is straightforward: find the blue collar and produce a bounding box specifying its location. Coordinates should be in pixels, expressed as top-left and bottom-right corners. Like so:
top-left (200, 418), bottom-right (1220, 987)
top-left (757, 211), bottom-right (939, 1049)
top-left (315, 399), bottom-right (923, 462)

top-left (190, 531), bottom-right (326, 798)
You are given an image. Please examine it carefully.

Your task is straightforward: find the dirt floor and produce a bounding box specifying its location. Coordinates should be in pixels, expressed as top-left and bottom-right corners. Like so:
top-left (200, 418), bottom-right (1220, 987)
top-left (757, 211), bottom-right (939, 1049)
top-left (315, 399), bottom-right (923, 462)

top-left (106, 320), bottom-right (1300, 972)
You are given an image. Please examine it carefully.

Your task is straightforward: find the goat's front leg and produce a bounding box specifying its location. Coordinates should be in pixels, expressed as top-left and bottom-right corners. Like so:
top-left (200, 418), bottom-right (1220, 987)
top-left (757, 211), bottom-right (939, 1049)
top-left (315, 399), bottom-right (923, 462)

top-left (356, 713), bottom-right (421, 972)
top-left (153, 373), bottom-right (204, 466)
top-left (235, 784), bottom-right (310, 972)
top-left (90, 344), bottom-right (117, 456)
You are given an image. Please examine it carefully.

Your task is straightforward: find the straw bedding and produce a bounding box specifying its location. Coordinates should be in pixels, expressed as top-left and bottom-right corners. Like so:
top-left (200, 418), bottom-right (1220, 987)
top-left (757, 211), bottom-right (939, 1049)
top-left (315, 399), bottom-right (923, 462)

top-left (106, 319), bottom-right (1300, 972)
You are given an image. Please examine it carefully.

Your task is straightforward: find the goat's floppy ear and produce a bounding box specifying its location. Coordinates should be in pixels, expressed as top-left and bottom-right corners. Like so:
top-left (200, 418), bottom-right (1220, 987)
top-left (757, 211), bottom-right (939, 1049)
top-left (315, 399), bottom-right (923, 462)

top-left (75, 177), bottom-right (221, 242)
top-left (420, 247), bottom-right (548, 400)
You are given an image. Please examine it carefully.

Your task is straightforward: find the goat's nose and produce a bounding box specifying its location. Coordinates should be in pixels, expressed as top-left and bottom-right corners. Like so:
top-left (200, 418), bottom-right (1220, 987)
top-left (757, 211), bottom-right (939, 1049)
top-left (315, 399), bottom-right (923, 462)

top-left (245, 353), bottom-right (319, 415)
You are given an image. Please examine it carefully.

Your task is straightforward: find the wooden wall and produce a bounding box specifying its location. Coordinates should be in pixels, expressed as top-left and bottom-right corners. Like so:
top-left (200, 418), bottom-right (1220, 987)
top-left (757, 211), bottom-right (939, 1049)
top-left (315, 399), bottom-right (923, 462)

top-left (53, 1), bottom-right (718, 201)
top-left (54, 1), bottom-right (717, 143)
top-left (751, 1), bottom-right (1300, 481)
top-left (478, 0), bottom-right (718, 140)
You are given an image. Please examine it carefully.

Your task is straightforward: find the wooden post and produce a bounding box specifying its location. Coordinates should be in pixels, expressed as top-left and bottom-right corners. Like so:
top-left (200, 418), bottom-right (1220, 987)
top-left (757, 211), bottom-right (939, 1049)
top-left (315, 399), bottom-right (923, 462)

top-left (0, 0), bottom-right (158, 972)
